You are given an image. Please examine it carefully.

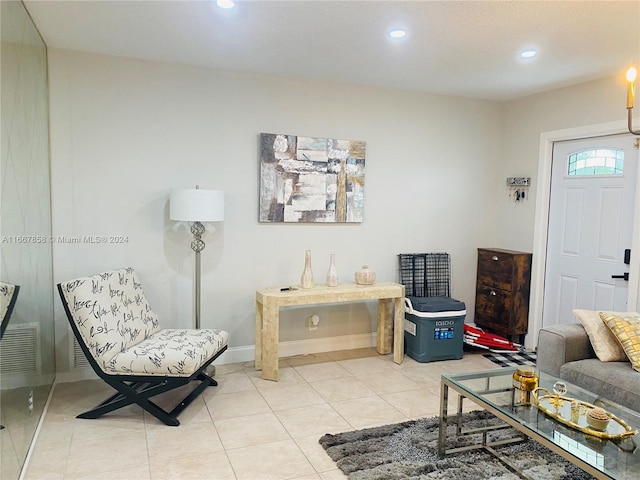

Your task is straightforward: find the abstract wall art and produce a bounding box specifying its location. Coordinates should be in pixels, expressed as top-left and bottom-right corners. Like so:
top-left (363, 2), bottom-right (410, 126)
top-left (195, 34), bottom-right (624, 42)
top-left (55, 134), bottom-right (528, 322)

top-left (259, 133), bottom-right (366, 223)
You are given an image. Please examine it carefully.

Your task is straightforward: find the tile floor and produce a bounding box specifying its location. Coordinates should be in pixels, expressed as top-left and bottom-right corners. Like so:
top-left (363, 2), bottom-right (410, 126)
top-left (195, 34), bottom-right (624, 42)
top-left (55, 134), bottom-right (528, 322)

top-left (24, 348), bottom-right (497, 480)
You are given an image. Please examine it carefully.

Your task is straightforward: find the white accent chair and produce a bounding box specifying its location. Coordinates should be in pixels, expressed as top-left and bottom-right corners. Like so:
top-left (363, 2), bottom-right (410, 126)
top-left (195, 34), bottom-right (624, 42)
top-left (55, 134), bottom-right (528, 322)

top-left (0, 282), bottom-right (19, 339)
top-left (0, 281), bottom-right (20, 429)
top-left (57, 267), bottom-right (228, 426)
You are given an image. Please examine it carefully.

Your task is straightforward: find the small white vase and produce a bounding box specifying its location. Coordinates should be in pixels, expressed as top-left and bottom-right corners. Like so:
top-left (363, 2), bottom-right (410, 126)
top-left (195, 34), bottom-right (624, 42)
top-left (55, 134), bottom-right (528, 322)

top-left (301, 250), bottom-right (314, 289)
top-left (327, 254), bottom-right (338, 287)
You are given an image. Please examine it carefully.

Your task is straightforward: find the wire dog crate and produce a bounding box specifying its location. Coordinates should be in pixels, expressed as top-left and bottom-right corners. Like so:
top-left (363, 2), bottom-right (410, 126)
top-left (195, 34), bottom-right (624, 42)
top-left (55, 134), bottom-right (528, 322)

top-left (398, 252), bottom-right (465, 362)
top-left (398, 253), bottom-right (451, 297)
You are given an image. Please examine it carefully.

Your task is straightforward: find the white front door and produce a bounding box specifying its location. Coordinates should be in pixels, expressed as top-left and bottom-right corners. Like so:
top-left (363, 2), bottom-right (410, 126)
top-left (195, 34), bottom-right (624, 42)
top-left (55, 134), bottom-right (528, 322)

top-left (543, 134), bottom-right (637, 327)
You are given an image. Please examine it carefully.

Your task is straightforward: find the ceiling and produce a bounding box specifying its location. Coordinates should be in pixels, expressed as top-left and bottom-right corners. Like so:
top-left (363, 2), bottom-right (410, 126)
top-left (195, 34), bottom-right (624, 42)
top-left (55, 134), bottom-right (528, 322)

top-left (23, 0), bottom-right (640, 101)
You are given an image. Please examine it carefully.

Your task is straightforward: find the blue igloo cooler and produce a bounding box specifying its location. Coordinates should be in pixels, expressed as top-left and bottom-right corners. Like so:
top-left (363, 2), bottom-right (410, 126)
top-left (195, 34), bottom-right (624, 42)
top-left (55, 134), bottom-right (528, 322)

top-left (404, 296), bottom-right (466, 363)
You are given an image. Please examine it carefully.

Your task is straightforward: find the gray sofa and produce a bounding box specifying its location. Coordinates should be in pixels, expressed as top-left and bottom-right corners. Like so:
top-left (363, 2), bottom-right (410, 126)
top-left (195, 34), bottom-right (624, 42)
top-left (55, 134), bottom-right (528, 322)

top-left (537, 323), bottom-right (640, 412)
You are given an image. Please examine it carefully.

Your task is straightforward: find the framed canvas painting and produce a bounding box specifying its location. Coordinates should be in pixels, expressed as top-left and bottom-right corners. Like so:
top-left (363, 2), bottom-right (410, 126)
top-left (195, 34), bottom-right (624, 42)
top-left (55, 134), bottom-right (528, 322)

top-left (259, 133), bottom-right (366, 223)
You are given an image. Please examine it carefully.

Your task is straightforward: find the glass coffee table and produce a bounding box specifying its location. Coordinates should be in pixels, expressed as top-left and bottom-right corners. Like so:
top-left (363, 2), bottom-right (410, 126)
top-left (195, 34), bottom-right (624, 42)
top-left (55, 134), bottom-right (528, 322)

top-left (439, 368), bottom-right (640, 479)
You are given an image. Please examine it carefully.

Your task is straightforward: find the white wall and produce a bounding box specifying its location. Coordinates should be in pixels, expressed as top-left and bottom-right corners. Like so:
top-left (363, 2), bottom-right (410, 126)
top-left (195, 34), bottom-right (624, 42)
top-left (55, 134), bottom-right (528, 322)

top-left (48, 49), bottom-right (504, 373)
top-left (500, 75), bottom-right (640, 345)
top-left (499, 76), bottom-right (630, 251)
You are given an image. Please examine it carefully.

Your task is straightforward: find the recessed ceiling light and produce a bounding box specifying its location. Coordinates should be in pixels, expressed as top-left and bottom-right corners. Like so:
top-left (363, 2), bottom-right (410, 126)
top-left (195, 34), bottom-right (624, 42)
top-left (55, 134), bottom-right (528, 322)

top-left (217, 0), bottom-right (235, 9)
top-left (520, 49), bottom-right (537, 59)
top-left (389, 29), bottom-right (406, 39)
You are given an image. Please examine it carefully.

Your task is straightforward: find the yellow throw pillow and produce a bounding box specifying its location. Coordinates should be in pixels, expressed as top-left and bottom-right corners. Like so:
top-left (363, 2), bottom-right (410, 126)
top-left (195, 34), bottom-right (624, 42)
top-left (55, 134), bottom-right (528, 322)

top-left (600, 312), bottom-right (640, 372)
top-left (573, 309), bottom-right (628, 361)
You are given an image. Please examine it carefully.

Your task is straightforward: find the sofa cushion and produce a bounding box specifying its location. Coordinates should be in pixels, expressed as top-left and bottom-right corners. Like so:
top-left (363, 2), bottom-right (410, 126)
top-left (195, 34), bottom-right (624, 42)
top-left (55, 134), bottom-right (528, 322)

top-left (560, 358), bottom-right (640, 412)
top-left (600, 312), bottom-right (640, 372)
top-left (537, 324), bottom-right (596, 377)
top-left (572, 309), bottom-right (628, 361)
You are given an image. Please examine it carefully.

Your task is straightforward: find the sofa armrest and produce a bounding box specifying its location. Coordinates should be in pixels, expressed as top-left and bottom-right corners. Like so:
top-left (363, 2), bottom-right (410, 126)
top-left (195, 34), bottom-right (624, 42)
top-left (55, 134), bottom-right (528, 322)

top-left (536, 323), bottom-right (595, 377)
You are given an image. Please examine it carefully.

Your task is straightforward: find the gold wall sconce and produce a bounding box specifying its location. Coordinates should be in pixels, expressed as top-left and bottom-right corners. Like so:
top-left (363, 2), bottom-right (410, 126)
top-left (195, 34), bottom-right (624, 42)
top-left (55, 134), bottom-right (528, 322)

top-left (626, 66), bottom-right (639, 135)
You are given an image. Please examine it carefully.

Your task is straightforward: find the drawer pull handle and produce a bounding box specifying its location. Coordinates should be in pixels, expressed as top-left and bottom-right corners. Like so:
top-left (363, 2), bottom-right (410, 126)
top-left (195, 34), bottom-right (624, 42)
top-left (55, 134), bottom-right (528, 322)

top-left (490, 291), bottom-right (497, 296)
top-left (492, 256), bottom-right (499, 261)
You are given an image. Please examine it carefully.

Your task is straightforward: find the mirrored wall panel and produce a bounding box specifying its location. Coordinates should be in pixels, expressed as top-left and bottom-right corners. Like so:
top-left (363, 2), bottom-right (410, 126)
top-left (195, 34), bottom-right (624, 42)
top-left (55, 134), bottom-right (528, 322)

top-left (1, 1), bottom-right (55, 478)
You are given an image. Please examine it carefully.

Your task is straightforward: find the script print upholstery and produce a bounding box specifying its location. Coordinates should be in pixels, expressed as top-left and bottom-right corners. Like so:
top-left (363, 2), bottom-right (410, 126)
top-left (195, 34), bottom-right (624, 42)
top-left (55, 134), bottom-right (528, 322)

top-left (0, 282), bottom-right (16, 323)
top-left (60, 267), bottom-right (228, 377)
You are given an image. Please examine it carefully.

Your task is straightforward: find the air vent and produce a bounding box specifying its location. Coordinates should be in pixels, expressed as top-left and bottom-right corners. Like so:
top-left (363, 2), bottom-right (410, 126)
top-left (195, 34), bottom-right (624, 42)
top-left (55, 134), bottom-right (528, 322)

top-left (0, 323), bottom-right (41, 375)
top-left (73, 336), bottom-right (90, 369)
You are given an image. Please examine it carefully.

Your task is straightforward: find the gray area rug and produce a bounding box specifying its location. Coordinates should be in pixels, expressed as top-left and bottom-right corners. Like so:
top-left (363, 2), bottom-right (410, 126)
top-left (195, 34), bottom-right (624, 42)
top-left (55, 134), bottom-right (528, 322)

top-left (319, 410), bottom-right (596, 480)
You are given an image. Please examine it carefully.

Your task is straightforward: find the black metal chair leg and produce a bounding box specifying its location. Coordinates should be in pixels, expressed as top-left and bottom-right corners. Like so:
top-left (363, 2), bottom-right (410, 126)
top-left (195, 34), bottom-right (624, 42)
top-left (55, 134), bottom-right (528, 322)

top-left (137, 398), bottom-right (180, 426)
top-left (197, 371), bottom-right (218, 386)
top-left (77, 370), bottom-right (222, 426)
top-left (169, 377), bottom-right (214, 419)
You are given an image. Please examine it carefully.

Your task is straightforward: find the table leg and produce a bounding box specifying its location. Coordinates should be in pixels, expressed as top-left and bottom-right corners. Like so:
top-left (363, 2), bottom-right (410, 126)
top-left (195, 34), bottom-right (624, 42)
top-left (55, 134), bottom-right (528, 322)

top-left (438, 379), bottom-right (449, 457)
top-left (255, 300), bottom-right (263, 370)
top-left (393, 295), bottom-right (404, 364)
top-left (376, 298), bottom-right (392, 354)
top-left (261, 301), bottom-right (280, 381)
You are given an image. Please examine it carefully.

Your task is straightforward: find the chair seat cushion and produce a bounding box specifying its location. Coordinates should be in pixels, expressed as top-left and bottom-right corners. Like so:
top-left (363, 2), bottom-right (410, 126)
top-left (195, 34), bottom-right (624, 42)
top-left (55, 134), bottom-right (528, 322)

top-left (103, 328), bottom-right (228, 376)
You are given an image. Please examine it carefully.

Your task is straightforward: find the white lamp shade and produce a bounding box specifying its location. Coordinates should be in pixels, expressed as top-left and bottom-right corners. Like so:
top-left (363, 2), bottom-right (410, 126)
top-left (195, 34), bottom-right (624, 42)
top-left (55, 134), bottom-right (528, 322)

top-left (170, 188), bottom-right (224, 222)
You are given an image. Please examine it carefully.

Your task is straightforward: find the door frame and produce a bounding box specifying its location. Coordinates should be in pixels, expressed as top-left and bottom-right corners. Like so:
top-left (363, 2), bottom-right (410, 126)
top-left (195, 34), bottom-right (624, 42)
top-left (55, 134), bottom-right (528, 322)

top-left (529, 119), bottom-right (640, 348)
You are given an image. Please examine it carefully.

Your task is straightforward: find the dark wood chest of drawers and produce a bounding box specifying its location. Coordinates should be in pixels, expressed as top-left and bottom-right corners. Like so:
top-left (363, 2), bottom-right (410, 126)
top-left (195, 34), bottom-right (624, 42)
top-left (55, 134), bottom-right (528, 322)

top-left (474, 248), bottom-right (532, 343)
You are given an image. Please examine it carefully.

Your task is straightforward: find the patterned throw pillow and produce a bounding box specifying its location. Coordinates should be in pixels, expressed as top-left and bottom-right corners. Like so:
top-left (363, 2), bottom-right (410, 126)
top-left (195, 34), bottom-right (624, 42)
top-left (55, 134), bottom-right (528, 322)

top-left (600, 312), bottom-right (640, 372)
top-left (573, 309), bottom-right (628, 362)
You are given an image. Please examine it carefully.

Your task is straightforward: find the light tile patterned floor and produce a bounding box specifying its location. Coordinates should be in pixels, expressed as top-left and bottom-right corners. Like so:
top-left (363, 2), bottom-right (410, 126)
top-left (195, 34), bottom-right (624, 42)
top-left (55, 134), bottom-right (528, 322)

top-left (24, 348), bottom-right (497, 480)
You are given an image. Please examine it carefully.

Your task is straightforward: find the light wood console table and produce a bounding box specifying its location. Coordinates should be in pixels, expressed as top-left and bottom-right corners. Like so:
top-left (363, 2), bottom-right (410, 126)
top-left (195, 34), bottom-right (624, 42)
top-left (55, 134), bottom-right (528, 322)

top-left (255, 282), bottom-right (406, 381)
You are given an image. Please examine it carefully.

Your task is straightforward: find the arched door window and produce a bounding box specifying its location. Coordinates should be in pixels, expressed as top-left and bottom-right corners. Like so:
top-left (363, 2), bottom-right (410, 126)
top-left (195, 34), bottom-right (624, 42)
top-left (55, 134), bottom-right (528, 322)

top-left (567, 148), bottom-right (624, 176)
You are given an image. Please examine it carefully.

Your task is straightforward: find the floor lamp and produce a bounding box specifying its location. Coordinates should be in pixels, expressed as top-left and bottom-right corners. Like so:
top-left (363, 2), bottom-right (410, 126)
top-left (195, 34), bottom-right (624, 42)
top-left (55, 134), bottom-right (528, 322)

top-left (170, 186), bottom-right (224, 329)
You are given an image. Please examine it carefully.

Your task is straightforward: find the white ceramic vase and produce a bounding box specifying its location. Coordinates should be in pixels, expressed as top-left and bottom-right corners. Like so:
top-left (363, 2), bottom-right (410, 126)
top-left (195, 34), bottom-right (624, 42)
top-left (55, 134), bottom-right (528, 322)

top-left (355, 265), bottom-right (376, 285)
top-left (301, 250), bottom-right (314, 289)
top-left (327, 253), bottom-right (338, 287)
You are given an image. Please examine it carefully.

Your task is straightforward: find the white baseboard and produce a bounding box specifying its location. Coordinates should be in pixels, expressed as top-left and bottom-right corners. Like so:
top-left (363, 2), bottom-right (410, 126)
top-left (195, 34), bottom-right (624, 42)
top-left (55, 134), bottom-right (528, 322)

top-left (56, 333), bottom-right (377, 383)
top-left (219, 332), bottom-right (377, 365)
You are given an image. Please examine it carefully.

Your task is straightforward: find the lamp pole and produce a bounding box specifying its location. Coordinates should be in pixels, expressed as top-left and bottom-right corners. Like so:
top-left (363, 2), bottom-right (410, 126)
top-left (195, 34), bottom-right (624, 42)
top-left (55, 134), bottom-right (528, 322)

top-left (190, 220), bottom-right (206, 329)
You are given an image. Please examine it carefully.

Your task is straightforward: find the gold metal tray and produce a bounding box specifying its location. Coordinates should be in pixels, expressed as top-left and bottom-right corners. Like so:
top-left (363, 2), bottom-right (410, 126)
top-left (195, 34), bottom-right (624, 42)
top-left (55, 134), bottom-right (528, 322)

top-left (533, 387), bottom-right (637, 440)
